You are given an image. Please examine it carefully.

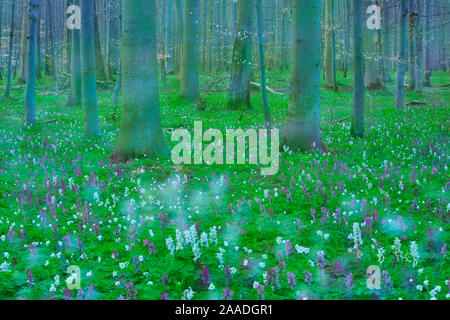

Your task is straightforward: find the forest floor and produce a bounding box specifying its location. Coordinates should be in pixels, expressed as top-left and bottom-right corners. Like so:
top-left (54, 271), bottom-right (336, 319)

top-left (0, 71), bottom-right (448, 300)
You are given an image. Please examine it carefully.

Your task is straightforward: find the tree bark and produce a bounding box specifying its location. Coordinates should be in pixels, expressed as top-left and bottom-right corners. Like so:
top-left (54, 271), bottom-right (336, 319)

top-left (395, 0), bottom-right (408, 109)
top-left (80, 0), bottom-right (100, 136)
top-left (227, 0), bottom-right (255, 110)
top-left (69, 0), bottom-right (82, 107)
top-left (180, 0), bottom-right (201, 101)
top-left (283, 0), bottom-right (324, 152)
top-left (25, 0), bottom-right (40, 125)
top-left (324, 0), bottom-right (337, 90)
top-left (408, 0), bottom-right (417, 90)
top-left (423, 0), bottom-right (431, 86)
top-left (112, 0), bottom-right (168, 161)
top-left (351, 0), bottom-right (365, 137)
top-left (4, 1), bottom-right (15, 98)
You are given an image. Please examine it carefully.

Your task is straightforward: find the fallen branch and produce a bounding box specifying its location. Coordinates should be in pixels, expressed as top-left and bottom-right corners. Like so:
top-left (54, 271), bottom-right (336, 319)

top-left (250, 82), bottom-right (285, 95)
top-left (406, 101), bottom-right (427, 106)
top-left (333, 115), bottom-right (351, 124)
top-left (38, 119), bottom-right (57, 124)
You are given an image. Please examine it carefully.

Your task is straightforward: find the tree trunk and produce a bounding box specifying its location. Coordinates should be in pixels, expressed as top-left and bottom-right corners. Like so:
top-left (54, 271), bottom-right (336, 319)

top-left (69, 0), bottom-right (82, 107)
top-left (363, 0), bottom-right (384, 90)
top-left (180, 0), bottom-right (200, 101)
top-left (423, 0), bottom-right (431, 86)
top-left (174, 0), bottom-right (183, 72)
top-left (343, 0), bottom-right (351, 77)
top-left (25, 0), bottom-right (40, 125)
top-left (166, 0), bottom-right (174, 73)
top-left (93, 0), bottom-right (107, 82)
top-left (281, 0), bottom-right (289, 70)
top-left (227, 0), bottom-right (255, 110)
top-left (19, 3), bottom-right (29, 84)
top-left (36, 3), bottom-right (42, 80)
top-left (381, 0), bottom-right (392, 82)
top-left (351, 0), bottom-right (365, 137)
top-left (395, 0), bottom-right (408, 109)
top-left (80, 0), bottom-right (100, 136)
top-left (415, 0), bottom-right (423, 92)
top-left (4, 1), bottom-right (15, 98)
top-left (324, 0), bottom-right (337, 90)
top-left (283, 0), bottom-right (324, 152)
top-left (112, 0), bottom-right (168, 161)
top-left (408, 0), bottom-right (417, 90)
top-left (256, 0), bottom-right (271, 130)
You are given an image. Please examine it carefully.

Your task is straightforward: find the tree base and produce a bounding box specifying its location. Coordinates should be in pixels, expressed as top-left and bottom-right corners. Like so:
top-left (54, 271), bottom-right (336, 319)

top-left (365, 80), bottom-right (386, 91)
top-left (226, 98), bottom-right (252, 111)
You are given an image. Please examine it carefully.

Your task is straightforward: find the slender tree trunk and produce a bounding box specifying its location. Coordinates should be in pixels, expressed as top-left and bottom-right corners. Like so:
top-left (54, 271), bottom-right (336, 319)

top-left (351, 0), bottom-right (365, 137)
top-left (283, 0), bottom-right (324, 152)
top-left (424, 0), bottom-right (431, 86)
top-left (25, 0), bottom-right (40, 125)
top-left (395, 0), bottom-right (408, 109)
top-left (415, 0), bottom-right (423, 91)
top-left (166, 0), bottom-right (174, 73)
top-left (180, 0), bottom-right (200, 101)
top-left (36, 4), bottom-right (42, 80)
top-left (160, 0), bottom-right (167, 90)
top-left (19, 3), bottom-right (29, 84)
top-left (174, 0), bottom-right (183, 72)
top-left (227, 0), bottom-right (255, 110)
top-left (381, 0), bottom-right (392, 82)
top-left (105, 1), bottom-right (112, 79)
top-left (256, 0), bottom-right (271, 130)
top-left (4, 1), bottom-right (15, 98)
top-left (112, 0), bottom-right (168, 161)
top-left (69, 0), bottom-right (82, 107)
top-left (408, 0), bottom-right (417, 90)
top-left (324, 0), bottom-right (337, 90)
top-left (0, 1), bottom-right (3, 80)
top-left (281, 0), bottom-right (289, 70)
top-left (45, 0), bottom-right (55, 81)
top-left (93, 0), bottom-right (107, 82)
top-left (80, 0), bottom-right (100, 136)
top-left (343, 0), bottom-right (351, 78)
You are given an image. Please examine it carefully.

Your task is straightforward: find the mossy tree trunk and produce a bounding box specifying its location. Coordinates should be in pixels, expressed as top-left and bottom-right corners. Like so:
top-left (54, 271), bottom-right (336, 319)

top-left (24, 0), bottom-right (40, 125)
top-left (381, 0), bottom-right (392, 82)
top-left (180, 0), bottom-right (200, 101)
top-left (408, 0), bottom-right (417, 90)
top-left (93, 0), bottom-right (107, 82)
top-left (363, 0), bottom-right (384, 90)
top-left (395, 0), bottom-right (408, 109)
top-left (415, 0), bottom-right (423, 92)
top-left (424, 0), bottom-right (431, 86)
top-left (227, 0), bottom-right (255, 110)
top-left (351, 0), bottom-right (365, 137)
top-left (324, 0), bottom-right (337, 90)
top-left (112, 0), bottom-right (168, 162)
top-left (69, 0), bottom-right (82, 107)
top-left (283, 0), bottom-right (324, 152)
top-left (80, 0), bottom-right (100, 136)
top-left (19, 3), bottom-right (28, 84)
top-left (4, 1), bottom-right (15, 98)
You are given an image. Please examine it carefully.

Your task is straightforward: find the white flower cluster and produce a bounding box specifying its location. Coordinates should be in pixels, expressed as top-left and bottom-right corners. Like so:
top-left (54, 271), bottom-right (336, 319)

top-left (392, 237), bottom-right (403, 261)
top-left (295, 244), bottom-right (310, 254)
top-left (181, 287), bottom-right (195, 300)
top-left (352, 223), bottom-right (363, 250)
top-left (377, 246), bottom-right (385, 265)
top-left (165, 225), bottom-right (220, 262)
top-left (409, 241), bottom-right (420, 268)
